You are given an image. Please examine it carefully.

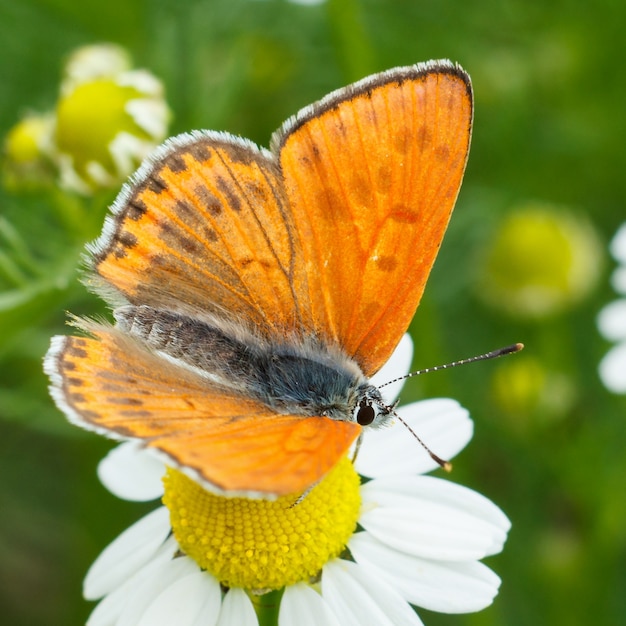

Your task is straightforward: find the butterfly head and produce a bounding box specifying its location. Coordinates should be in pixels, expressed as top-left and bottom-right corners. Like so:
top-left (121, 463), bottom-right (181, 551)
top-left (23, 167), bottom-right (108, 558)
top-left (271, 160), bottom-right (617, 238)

top-left (353, 384), bottom-right (393, 427)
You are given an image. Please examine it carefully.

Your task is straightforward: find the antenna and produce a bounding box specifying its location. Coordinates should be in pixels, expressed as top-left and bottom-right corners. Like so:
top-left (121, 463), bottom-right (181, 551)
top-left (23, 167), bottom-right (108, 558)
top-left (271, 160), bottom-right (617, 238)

top-left (379, 342), bottom-right (524, 389)
top-left (397, 410), bottom-right (453, 471)
top-left (376, 342), bottom-right (524, 471)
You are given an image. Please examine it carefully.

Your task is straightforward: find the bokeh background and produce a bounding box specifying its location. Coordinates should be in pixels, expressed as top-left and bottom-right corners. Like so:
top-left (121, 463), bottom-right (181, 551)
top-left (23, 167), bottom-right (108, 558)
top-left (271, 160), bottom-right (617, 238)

top-left (1, 1), bottom-right (624, 624)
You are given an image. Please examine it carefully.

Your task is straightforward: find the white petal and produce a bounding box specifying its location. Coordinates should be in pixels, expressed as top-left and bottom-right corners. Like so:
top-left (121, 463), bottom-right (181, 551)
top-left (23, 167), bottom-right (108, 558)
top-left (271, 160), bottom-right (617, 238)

top-left (62, 44), bottom-right (131, 93)
top-left (610, 222), bottom-right (626, 264)
top-left (599, 342), bottom-right (626, 393)
top-left (117, 557), bottom-right (202, 626)
top-left (369, 334), bottom-right (414, 403)
top-left (322, 559), bottom-right (424, 626)
top-left (611, 267), bottom-right (626, 295)
top-left (56, 153), bottom-right (92, 194)
top-left (85, 160), bottom-right (116, 186)
top-left (108, 132), bottom-right (153, 177)
top-left (137, 570), bottom-right (221, 626)
top-left (279, 583), bottom-right (341, 626)
top-left (87, 537), bottom-right (178, 626)
top-left (97, 442), bottom-right (165, 501)
top-left (88, 586), bottom-right (125, 626)
top-left (349, 532), bottom-right (502, 613)
top-left (84, 507), bottom-right (171, 600)
top-left (359, 475), bottom-right (510, 561)
top-left (356, 399), bottom-right (472, 478)
top-left (597, 299), bottom-right (626, 341)
top-left (117, 69), bottom-right (164, 96)
top-left (126, 98), bottom-right (169, 138)
top-left (217, 588), bottom-right (258, 626)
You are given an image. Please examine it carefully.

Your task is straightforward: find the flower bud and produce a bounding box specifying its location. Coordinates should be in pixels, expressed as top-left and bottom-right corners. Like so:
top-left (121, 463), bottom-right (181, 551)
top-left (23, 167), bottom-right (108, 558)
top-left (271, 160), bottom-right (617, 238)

top-left (476, 203), bottom-right (602, 319)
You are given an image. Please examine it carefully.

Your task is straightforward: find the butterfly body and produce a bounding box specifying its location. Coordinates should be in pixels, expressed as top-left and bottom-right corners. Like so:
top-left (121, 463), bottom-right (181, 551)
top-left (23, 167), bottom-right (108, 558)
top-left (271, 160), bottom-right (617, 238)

top-left (45, 59), bottom-right (473, 497)
top-left (114, 304), bottom-right (387, 424)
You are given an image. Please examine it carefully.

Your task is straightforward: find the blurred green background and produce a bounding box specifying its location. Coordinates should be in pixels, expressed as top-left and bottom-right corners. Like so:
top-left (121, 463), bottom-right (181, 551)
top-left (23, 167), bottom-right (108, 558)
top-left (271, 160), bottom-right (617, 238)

top-left (1, 0), bottom-right (624, 624)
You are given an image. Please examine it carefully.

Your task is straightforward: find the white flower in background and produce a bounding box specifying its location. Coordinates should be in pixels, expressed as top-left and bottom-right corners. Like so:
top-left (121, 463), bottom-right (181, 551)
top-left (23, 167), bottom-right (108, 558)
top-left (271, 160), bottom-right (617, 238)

top-left (85, 335), bottom-right (510, 626)
top-left (598, 223), bottom-right (626, 393)
top-left (4, 43), bottom-right (170, 195)
top-left (53, 43), bottom-right (170, 194)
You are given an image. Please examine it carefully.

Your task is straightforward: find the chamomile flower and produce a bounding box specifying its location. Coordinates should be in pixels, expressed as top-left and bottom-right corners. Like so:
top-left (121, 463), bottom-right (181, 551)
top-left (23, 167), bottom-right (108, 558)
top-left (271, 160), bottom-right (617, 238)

top-left (4, 44), bottom-right (170, 195)
top-left (54, 43), bottom-right (170, 194)
top-left (86, 335), bottom-right (509, 626)
top-left (598, 222), bottom-right (626, 393)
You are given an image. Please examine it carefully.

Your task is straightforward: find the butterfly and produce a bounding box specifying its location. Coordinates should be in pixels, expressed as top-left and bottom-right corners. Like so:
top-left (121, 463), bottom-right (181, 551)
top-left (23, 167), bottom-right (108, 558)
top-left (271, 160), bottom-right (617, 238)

top-left (45, 59), bottom-right (473, 498)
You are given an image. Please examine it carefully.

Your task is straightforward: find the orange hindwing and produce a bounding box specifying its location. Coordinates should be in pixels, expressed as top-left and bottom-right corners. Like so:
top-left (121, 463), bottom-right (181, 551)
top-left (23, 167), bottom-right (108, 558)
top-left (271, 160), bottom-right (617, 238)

top-left (46, 324), bottom-right (360, 496)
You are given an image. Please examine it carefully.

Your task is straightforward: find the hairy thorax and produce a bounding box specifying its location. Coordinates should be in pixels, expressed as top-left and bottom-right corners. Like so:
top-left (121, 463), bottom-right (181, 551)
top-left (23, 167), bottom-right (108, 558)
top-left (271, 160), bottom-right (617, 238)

top-left (114, 304), bottom-right (389, 425)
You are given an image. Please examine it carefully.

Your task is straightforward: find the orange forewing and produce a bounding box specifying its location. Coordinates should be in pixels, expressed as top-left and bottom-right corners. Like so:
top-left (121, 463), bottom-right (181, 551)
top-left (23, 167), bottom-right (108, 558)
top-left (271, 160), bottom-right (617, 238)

top-left (91, 63), bottom-right (472, 377)
top-left (93, 140), bottom-right (315, 334)
top-left (276, 67), bottom-right (472, 375)
top-left (49, 326), bottom-right (359, 495)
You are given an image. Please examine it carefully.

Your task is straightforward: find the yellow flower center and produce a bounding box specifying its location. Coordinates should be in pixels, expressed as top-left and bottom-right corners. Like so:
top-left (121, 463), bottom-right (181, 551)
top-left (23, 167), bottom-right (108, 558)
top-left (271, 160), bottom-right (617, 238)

top-left (55, 79), bottom-right (149, 174)
top-left (162, 457), bottom-right (361, 591)
top-left (4, 115), bottom-right (50, 164)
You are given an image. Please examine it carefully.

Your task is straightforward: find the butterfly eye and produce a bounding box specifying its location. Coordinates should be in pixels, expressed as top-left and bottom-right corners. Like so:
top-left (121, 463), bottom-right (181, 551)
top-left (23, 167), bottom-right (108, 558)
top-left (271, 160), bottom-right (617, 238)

top-left (356, 399), bottom-right (376, 426)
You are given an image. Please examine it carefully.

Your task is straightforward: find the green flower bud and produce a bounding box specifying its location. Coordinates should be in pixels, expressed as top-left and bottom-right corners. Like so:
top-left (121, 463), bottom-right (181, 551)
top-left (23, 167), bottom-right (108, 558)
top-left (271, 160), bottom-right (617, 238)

top-left (476, 203), bottom-right (602, 319)
top-left (491, 355), bottom-right (575, 425)
top-left (3, 113), bottom-right (55, 190)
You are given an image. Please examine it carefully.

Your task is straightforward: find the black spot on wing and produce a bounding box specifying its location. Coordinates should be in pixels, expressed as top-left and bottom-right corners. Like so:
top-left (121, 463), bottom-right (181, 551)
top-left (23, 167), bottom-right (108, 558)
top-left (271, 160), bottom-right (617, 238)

top-left (126, 197), bottom-right (148, 220)
top-left (185, 141), bottom-right (212, 163)
top-left (216, 176), bottom-right (242, 212)
top-left (195, 184), bottom-right (223, 216)
top-left (163, 153), bottom-right (188, 173)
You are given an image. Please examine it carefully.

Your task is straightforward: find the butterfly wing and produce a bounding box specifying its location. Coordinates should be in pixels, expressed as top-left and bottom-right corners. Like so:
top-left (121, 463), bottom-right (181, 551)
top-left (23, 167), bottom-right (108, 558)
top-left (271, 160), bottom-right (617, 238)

top-left (45, 325), bottom-right (360, 496)
top-left (274, 60), bottom-right (473, 375)
top-left (51, 61), bottom-right (472, 495)
top-left (91, 60), bottom-right (472, 375)
top-left (91, 134), bottom-right (316, 335)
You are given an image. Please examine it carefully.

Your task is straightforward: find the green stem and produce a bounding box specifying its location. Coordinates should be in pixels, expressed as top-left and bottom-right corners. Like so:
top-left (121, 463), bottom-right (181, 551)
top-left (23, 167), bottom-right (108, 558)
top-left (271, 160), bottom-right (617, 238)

top-left (253, 588), bottom-right (284, 626)
top-left (0, 249), bottom-right (29, 285)
top-left (0, 217), bottom-right (43, 278)
top-left (49, 188), bottom-right (90, 239)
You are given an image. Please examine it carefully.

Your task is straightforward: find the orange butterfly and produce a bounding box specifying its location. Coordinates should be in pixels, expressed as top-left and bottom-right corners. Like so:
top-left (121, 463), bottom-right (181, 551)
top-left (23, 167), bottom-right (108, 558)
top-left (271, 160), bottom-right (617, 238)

top-left (45, 60), bottom-right (473, 497)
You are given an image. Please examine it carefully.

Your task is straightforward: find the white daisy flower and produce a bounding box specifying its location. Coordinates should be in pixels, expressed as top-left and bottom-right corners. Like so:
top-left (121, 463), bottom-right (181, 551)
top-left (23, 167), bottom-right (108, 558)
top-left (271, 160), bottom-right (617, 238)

top-left (598, 222), bottom-right (626, 393)
top-left (4, 44), bottom-right (170, 194)
top-left (85, 335), bottom-right (510, 625)
top-left (52, 43), bottom-right (171, 194)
